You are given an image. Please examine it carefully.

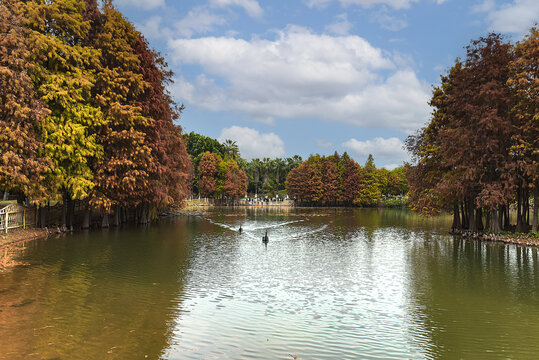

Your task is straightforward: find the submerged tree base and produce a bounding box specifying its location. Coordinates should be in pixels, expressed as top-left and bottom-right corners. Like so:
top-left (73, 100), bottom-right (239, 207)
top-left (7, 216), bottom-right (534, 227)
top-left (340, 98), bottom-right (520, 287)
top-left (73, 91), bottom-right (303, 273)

top-left (451, 229), bottom-right (539, 247)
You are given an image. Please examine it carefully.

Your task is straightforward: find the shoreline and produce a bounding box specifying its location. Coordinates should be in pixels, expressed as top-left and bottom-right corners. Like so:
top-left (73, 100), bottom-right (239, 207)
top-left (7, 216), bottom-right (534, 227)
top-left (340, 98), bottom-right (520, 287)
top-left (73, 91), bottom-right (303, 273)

top-left (1, 214), bottom-right (537, 250)
top-left (181, 204), bottom-right (539, 247)
top-left (451, 230), bottom-right (539, 247)
top-left (1, 228), bottom-right (53, 271)
top-left (0, 228), bottom-right (52, 249)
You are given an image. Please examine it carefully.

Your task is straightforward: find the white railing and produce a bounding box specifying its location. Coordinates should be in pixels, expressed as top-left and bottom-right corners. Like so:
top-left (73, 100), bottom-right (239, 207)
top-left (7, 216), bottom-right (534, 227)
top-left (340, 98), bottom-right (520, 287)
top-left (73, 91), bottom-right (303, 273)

top-left (0, 203), bottom-right (30, 233)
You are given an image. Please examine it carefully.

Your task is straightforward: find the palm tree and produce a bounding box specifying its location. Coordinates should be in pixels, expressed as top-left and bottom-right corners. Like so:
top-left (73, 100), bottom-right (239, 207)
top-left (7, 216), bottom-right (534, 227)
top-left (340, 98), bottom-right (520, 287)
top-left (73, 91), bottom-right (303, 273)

top-left (274, 158), bottom-right (285, 189)
top-left (222, 139), bottom-right (240, 161)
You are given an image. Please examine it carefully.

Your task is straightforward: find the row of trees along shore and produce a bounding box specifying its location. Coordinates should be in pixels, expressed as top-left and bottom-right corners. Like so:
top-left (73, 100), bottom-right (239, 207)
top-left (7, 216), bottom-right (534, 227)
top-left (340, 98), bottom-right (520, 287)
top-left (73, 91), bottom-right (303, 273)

top-left (184, 132), bottom-right (408, 206)
top-left (0, 0), bottom-right (192, 228)
top-left (286, 153), bottom-right (408, 206)
top-left (406, 30), bottom-right (538, 234)
top-left (184, 132), bottom-right (304, 200)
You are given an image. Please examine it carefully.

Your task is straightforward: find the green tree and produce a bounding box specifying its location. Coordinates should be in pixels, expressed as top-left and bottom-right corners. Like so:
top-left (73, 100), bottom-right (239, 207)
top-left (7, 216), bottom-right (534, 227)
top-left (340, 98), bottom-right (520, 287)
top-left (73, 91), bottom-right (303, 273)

top-left (355, 155), bottom-right (382, 206)
top-left (22, 0), bottom-right (105, 206)
top-left (222, 139), bottom-right (240, 162)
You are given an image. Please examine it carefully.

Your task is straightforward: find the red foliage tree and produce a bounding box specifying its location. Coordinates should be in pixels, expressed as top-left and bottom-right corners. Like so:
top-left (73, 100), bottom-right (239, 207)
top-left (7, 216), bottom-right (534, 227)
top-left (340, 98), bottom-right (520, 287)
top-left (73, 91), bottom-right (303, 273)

top-left (321, 155), bottom-right (339, 204)
top-left (223, 160), bottom-right (248, 200)
top-left (89, 3), bottom-right (154, 213)
top-left (340, 153), bottom-right (362, 206)
top-left (406, 33), bottom-right (534, 234)
top-left (508, 27), bottom-right (539, 231)
top-left (442, 34), bottom-right (514, 231)
top-left (199, 152), bottom-right (220, 198)
top-left (287, 152), bottom-right (362, 206)
top-left (0, 3), bottom-right (52, 203)
top-left (133, 33), bottom-right (192, 209)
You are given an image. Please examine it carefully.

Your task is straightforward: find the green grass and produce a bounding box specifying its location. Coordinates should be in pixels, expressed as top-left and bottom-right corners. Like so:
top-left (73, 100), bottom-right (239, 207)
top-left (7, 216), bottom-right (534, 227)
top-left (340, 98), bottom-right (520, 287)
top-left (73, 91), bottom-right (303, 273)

top-left (497, 230), bottom-right (539, 238)
top-left (382, 198), bottom-right (407, 208)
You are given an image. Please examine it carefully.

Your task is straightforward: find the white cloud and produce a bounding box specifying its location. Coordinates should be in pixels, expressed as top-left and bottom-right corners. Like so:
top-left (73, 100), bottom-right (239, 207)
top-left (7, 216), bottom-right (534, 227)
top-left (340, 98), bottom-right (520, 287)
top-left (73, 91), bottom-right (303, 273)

top-left (175, 7), bottom-right (227, 38)
top-left (473, 0), bottom-right (495, 13)
top-left (136, 16), bottom-right (169, 40)
top-left (218, 126), bottom-right (285, 159)
top-left (342, 137), bottom-right (409, 164)
top-left (210, 0), bottom-right (263, 18)
top-left (316, 139), bottom-right (334, 148)
top-left (115, 0), bottom-right (165, 10)
top-left (371, 7), bottom-right (408, 30)
top-left (169, 26), bottom-right (430, 133)
top-left (382, 164), bottom-right (400, 170)
top-left (306, 0), bottom-right (333, 8)
top-left (474, 0), bottom-right (539, 34)
top-left (307, 0), bottom-right (420, 10)
top-left (326, 13), bottom-right (353, 35)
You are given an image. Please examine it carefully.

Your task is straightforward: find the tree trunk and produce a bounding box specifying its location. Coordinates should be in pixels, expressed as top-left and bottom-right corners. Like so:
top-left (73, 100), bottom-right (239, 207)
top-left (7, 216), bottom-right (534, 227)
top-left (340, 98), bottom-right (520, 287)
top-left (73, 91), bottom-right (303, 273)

top-left (111, 205), bottom-right (120, 227)
top-left (476, 208), bottom-right (483, 232)
top-left (82, 209), bottom-right (90, 229)
top-left (61, 192), bottom-right (67, 229)
top-left (67, 197), bottom-right (74, 230)
top-left (517, 182), bottom-right (523, 232)
top-left (503, 204), bottom-right (510, 230)
top-left (66, 196), bottom-right (71, 229)
top-left (485, 209), bottom-right (490, 232)
top-left (524, 187), bottom-right (530, 231)
top-left (101, 213), bottom-right (109, 228)
top-left (469, 198), bottom-right (477, 233)
top-left (452, 202), bottom-right (461, 232)
top-left (38, 206), bottom-right (48, 228)
top-left (461, 201), bottom-right (468, 230)
top-left (490, 208), bottom-right (500, 234)
top-left (121, 206), bottom-right (127, 224)
top-left (533, 182), bottom-right (538, 232)
top-left (2, 191), bottom-right (8, 201)
top-left (138, 204), bottom-right (148, 224)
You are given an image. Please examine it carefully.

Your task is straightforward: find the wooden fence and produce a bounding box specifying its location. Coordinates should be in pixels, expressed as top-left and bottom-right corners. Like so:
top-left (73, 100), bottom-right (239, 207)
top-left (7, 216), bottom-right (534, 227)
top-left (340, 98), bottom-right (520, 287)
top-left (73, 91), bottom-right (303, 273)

top-left (0, 203), bottom-right (35, 233)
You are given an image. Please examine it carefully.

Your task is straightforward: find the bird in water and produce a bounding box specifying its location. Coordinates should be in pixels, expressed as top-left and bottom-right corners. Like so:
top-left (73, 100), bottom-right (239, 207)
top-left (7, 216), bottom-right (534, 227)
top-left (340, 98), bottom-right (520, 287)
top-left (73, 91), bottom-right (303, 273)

top-left (239, 225), bottom-right (242, 234)
top-left (262, 229), bottom-right (269, 243)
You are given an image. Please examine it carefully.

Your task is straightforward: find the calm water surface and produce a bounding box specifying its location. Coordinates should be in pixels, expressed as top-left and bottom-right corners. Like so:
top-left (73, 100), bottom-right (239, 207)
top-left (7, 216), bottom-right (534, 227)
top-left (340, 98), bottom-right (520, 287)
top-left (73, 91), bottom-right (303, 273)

top-left (1, 208), bottom-right (538, 359)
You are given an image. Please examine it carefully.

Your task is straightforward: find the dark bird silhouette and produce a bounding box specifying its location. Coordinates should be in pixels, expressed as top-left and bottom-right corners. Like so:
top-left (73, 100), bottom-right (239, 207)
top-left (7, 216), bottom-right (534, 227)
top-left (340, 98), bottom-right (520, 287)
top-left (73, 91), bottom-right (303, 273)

top-left (239, 225), bottom-right (242, 234)
top-left (262, 229), bottom-right (269, 243)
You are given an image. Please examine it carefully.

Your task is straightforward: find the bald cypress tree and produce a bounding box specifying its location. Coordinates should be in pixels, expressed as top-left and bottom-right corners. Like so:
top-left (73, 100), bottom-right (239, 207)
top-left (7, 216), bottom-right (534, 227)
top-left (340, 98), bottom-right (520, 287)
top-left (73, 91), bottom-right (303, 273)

top-left (0, 2), bottom-right (52, 204)
top-left (20, 0), bottom-right (106, 227)
top-left (133, 33), bottom-right (192, 210)
top-left (509, 27), bottom-right (539, 232)
top-left (88, 2), bottom-right (153, 217)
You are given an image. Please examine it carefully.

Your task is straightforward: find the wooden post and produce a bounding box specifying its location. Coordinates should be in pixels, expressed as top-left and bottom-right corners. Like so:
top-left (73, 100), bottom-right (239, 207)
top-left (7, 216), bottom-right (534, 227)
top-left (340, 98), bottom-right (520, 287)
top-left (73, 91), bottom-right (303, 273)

top-left (5, 212), bottom-right (8, 234)
top-left (23, 209), bottom-right (26, 229)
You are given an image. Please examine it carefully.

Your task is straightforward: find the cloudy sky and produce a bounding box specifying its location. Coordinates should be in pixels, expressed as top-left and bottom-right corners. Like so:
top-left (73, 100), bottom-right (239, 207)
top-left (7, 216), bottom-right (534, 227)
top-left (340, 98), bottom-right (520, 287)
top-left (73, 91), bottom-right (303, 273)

top-left (115, 0), bottom-right (538, 169)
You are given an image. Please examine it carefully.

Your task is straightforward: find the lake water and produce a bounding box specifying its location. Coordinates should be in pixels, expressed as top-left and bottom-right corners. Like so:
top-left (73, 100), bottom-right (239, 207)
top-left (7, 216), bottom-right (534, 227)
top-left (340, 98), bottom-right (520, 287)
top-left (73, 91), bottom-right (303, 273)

top-left (1, 208), bottom-right (538, 359)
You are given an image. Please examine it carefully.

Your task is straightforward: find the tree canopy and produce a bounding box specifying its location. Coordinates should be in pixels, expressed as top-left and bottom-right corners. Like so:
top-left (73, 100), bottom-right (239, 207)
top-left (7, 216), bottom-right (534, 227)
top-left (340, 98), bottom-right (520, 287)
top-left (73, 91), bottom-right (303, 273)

top-left (406, 31), bottom-right (538, 233)
top-left (0, 0), bottom-right (192, 225)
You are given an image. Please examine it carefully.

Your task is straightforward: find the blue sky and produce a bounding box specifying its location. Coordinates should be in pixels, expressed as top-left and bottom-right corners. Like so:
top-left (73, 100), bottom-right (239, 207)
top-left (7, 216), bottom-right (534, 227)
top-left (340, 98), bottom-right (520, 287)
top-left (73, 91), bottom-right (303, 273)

top-left (114, 0), bottom-right (538, 169)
